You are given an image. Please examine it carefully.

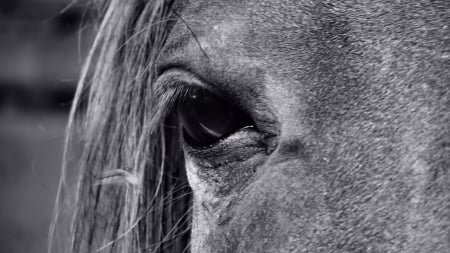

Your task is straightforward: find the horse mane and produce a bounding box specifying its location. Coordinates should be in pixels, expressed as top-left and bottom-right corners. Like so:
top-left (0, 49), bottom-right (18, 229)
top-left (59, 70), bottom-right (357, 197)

top-left (49, 0), bottom-right (191, 252)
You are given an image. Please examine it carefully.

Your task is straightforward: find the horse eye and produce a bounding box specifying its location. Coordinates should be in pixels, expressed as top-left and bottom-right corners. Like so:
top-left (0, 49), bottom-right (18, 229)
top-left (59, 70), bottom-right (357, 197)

top-left (177, 88), bottom-right (254, 147)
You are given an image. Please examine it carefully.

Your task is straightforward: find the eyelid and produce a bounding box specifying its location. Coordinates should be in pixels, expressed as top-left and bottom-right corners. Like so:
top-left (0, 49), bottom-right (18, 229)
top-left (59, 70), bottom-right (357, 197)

top-left (155, 69), bottom-right (211, 96)
top-left (155, 68), bottom-right (239, 117)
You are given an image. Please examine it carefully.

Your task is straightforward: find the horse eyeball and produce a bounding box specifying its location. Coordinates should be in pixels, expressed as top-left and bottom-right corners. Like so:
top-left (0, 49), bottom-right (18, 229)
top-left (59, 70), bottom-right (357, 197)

top-left (177, 88), bottom-right (253, 147)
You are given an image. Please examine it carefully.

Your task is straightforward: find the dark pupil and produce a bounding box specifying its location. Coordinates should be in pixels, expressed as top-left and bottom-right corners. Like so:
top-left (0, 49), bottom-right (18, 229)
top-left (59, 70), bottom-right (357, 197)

top-left (177, 88), bottom-right (253, 147)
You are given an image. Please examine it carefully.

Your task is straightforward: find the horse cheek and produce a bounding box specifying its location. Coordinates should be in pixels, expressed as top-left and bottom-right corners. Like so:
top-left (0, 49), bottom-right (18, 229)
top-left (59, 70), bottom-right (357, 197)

top-left (190, 159), bottom-right (332, 253)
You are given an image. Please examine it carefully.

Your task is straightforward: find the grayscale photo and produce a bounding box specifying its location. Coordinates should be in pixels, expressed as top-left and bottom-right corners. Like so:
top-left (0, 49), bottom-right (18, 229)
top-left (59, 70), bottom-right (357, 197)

top-left (1, 0), bottom-right (449, 253)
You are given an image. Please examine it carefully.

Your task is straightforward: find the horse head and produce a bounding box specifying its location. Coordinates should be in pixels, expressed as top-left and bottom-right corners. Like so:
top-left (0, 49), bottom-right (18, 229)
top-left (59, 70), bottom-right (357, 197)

top-left (60, 1), bottom-right (450, 252)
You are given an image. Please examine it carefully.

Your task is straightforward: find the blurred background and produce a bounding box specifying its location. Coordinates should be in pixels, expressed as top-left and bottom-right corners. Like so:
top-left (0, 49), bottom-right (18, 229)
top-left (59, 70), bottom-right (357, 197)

top-left (0, 0), bottom-right (94, 252)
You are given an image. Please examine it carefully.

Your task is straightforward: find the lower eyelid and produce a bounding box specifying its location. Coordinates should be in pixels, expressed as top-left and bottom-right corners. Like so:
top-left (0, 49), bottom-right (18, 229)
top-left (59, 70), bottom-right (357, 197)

top-left (184, 145), bottom-right (268, 196)
top-left (183, 128), bottom-right (266, 165)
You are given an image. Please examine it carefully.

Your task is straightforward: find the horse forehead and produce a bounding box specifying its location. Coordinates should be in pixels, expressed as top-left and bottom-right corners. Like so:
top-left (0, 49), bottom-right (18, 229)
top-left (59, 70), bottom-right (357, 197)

top-left (180, 0), bottom-right (311, 21)
top-left (175, 0), bottom-right (450, 53)
top-left (176, 0), bottom-right (315, 51)
top-left (174, 0), bottom-right (450, 77)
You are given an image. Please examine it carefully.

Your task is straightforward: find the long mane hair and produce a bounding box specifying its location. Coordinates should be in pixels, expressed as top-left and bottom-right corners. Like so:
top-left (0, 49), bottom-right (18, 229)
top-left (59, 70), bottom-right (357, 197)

top-left (50, 0), bottom-right (191, 252)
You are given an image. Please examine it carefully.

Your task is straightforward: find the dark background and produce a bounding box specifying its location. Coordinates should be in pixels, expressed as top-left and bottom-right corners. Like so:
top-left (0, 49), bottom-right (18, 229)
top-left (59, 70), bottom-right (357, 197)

top-left (0, 0), bottom-right (94, 252)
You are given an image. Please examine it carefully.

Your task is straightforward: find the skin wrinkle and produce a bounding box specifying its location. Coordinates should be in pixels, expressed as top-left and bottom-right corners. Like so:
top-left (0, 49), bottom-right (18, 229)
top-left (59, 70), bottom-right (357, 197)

top-left (158, 1), bottom-right (450, 252)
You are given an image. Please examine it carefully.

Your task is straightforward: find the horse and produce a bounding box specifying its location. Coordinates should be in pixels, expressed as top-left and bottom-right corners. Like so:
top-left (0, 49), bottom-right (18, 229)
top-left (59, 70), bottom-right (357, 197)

top-left (50, 0), bottom-right (450, 252)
